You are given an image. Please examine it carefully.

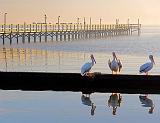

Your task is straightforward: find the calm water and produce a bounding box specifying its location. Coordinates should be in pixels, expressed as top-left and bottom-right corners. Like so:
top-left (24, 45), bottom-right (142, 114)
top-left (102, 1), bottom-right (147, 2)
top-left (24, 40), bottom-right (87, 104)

top-left (0, 26), bottom-right (160, 123)
top-left (0, 91), bottom-right (159, 123)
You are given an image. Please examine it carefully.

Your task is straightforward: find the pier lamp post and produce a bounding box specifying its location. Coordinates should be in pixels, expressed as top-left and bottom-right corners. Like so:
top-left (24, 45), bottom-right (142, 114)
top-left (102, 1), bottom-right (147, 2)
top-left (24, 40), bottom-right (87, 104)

top-left (127, 18), bottom-right (130, 30)
top-left (44, 14), bottom-right (47, 24)
top-left (58, 16), bottom-right (60, 31)
top-left (84, 17), bottom-right (86, 30)
top-left (90, 17), bottom-right (92, 30)
top-left (77, 18), bottom-right (80, 25)
top-left (84, 17), bottom-right (86, 25)
top-left (77, 18), bottom-right (80, 30)
top-left (44, 14), bottom-right (47, 33)
top-left (127, 18), bottom-right (130, 25)
top-left (100, 18), bottom-right (102, 30)
top-left (4, 13), bottom-right (7, 33)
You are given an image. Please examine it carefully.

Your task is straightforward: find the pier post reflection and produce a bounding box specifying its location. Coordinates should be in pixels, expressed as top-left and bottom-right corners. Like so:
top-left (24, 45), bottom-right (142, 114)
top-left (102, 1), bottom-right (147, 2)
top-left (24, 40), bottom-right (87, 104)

top-left (2, 48), bottom-right (8, 72)
top-left (0, 48), bottom-right (86, 72)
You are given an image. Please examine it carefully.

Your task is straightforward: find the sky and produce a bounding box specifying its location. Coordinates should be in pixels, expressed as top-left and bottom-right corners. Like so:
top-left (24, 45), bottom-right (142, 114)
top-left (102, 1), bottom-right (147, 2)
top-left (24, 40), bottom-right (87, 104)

top-left (0, 0), bottom-right (160, 25)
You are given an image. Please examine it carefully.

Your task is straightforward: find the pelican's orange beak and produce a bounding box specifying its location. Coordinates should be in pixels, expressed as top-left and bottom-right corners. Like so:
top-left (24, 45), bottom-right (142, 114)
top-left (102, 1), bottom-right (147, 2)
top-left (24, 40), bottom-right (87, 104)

top-left (91, 54), bottom-right (96, 64)
top-left (94, 58), bottom-right (96, 64)
top-left (113, 52), bottom-right (118, 60)
top-left (152, 56), bottom-right (155, 65)
top-left (92, 56), bottom-right (96, 64)
top-left (153, 58), bottom-right (155, 65)
top-left (149, 55), bottom-right (155, 65)
top-left (115, 55), bottom-right (118, 61)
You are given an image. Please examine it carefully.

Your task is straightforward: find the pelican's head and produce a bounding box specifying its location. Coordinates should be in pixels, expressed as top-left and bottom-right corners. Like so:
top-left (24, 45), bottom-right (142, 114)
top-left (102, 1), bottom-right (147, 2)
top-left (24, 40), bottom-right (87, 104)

top-left (149, 55), bottom-right (155, 65)
top-left (112, 52), bottom-right (117, 60)
top-left (90, 54), bottom-right (96, 64)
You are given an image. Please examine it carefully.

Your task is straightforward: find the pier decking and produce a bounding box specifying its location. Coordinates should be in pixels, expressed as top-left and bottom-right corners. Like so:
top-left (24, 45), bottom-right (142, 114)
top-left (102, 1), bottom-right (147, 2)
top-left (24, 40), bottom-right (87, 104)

top-left (0, 23), bottom-right (141, 44)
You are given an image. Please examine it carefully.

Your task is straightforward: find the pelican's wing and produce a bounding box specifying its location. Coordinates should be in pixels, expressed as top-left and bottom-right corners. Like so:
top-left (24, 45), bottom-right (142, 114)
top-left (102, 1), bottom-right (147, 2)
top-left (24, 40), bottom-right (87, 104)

top-left (81, 62), bottom-right (92, 76)
top-left (139, 62), bottom-right (152, 73)
top-left (108, 59), bottom-right (112, 70)
top-left (118, 59), bottom-right (122, 72)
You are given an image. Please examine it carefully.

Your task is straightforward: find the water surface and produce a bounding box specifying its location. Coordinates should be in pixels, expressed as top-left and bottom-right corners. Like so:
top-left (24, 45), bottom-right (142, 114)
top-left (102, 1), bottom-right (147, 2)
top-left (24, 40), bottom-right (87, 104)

top-left (0, 91), bottom-right (159, 123)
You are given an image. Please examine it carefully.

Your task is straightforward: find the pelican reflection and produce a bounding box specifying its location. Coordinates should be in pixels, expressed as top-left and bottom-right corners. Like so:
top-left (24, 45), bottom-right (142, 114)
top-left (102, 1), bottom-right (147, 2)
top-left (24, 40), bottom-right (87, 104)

top-left (108, 93), bottom-right (122, 115)
top-left (139, 94), bottom-right (155, 114)
top-left (81, 93), bottom-right (96, 116)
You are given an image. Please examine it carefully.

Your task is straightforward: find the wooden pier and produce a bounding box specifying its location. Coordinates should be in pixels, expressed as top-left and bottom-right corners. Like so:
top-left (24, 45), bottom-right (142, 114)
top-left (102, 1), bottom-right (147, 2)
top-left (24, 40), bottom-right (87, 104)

top-left (0, 22), bottom-right (141, 44)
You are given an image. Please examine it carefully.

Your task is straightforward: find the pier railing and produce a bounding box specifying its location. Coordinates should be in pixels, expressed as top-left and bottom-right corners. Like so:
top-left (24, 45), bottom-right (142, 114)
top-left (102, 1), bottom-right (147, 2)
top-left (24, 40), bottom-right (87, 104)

top-left (0, 23), bottom-right (141, 44)
top-left (0, 24), bottom-right (138, 33)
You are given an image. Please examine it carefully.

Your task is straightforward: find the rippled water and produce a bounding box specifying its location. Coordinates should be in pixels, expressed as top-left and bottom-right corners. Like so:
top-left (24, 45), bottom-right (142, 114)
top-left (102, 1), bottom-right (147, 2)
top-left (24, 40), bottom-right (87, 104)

top-left (0, 26), bottom-right (160, 123)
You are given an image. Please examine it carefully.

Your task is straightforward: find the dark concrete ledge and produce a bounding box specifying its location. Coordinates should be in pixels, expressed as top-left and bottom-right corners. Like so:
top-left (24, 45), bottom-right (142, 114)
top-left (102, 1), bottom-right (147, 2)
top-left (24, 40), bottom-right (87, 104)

top-left (0, 72), bottom-right (160, 94)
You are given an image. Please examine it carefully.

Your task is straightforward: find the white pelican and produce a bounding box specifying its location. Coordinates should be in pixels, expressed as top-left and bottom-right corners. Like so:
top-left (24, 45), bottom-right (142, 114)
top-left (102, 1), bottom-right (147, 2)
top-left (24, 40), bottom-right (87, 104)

top-left (81, 54), bottom-right (96, 76)
top-left (139, 55), bottom-right (155, 75)
top-left (108, 52), bottom-right (122, 74)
